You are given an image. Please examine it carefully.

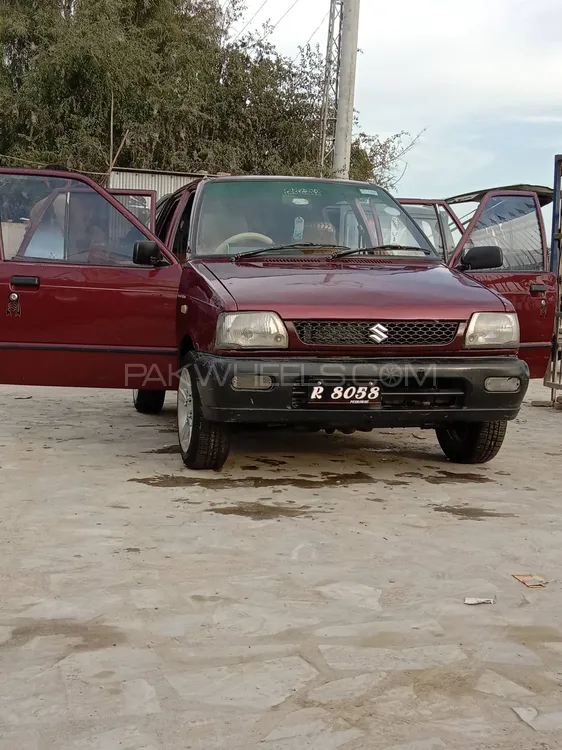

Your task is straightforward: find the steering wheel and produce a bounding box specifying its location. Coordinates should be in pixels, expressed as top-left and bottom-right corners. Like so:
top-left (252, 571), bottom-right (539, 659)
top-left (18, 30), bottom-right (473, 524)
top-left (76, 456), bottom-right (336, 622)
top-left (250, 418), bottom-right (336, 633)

top-left (215, 232), bottom-right (275, 255)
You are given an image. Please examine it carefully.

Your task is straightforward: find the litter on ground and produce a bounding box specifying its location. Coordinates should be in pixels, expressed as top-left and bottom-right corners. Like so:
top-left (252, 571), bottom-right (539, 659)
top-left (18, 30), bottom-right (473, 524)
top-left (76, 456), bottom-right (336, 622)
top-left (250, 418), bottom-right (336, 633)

top-left (512, 574), bottom-right (547, 588)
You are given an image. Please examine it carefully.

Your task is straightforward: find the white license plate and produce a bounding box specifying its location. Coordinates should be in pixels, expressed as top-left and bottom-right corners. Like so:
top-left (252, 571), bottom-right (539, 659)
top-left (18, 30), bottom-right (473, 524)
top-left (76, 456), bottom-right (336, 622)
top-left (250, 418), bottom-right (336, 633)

top-left (307, 383), bottom-right (381, 406)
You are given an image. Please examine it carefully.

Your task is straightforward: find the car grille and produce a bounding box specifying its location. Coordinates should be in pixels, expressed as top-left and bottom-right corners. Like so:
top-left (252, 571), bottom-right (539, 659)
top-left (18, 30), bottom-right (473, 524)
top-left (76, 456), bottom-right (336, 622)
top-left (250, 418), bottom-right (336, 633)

top-left (292, 320), bottom-right (460, 347)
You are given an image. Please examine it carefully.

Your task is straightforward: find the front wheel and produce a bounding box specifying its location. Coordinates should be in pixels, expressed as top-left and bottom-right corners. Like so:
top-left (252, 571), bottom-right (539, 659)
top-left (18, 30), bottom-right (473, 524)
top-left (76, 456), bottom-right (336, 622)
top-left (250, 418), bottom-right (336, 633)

top-left (177, 359), bottom-right (231, 471)
top-left (436, 421), bottom-right (507, 464)
top-left (133, 389), bottom-right (166, 415)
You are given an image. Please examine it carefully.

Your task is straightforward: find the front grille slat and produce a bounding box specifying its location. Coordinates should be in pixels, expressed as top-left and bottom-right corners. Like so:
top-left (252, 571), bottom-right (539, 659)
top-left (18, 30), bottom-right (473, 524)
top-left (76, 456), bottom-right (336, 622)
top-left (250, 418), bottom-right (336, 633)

top-left (292, 320), bottom-right (460, 347)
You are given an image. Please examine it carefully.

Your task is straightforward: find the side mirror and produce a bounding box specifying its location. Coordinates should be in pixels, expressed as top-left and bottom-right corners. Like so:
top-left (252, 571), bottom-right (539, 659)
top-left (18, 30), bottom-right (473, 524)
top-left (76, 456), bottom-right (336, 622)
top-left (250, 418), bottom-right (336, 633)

top-left (133, 241), bottom-right (163, 266)
top-left (460, 245), bottom-right (503, 271)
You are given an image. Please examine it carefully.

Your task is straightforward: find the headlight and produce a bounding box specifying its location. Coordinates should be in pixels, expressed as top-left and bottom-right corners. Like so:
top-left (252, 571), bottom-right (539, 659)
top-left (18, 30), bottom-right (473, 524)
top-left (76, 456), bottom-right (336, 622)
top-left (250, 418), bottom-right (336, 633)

top-left (465, 312), bottom-right (520, 349)
top-left (216, 312), bottom-right (289, 349)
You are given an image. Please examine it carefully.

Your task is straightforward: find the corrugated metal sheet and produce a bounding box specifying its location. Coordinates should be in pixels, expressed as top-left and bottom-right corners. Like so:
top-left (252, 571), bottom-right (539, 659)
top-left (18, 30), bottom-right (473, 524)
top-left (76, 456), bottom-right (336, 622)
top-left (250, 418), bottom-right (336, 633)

top-left (108, 168), bottom-right (210, 201)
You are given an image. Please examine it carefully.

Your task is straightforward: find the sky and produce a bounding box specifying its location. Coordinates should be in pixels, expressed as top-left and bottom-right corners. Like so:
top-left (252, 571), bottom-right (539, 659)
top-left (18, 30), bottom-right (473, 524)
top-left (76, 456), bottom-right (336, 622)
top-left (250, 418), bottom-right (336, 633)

top-left (231, 0), bottom-right (562, 202)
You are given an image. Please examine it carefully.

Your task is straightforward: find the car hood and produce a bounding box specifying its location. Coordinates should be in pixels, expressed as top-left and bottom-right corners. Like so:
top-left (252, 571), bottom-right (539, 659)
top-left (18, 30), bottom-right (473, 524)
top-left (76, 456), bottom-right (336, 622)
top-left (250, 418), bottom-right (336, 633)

top-left (202, 259), bottom-right (507, 320)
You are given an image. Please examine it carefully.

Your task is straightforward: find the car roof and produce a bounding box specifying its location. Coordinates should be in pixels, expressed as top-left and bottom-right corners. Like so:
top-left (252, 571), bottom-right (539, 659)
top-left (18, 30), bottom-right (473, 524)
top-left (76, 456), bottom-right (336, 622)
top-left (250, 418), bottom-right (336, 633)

top-left (205, 175), bottom-right (383, 189)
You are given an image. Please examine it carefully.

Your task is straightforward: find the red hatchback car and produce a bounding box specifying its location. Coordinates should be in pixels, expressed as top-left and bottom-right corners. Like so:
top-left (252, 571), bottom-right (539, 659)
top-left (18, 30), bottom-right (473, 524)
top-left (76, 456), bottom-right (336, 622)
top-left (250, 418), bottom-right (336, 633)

top-left (0, 170), bottom-right (555, 470)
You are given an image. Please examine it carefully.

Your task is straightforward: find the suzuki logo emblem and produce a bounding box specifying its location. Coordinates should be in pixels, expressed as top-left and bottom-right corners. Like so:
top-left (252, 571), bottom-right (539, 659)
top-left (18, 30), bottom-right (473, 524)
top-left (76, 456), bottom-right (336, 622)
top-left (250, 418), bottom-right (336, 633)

top-left (369, 323), bottom-right (389, 344)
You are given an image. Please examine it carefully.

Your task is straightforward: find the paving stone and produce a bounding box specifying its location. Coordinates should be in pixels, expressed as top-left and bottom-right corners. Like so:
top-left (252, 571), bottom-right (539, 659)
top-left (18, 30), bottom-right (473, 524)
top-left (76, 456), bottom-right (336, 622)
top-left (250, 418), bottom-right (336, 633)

top-left (0, 729), bottom-right (42, 750)
top-left (130, 587), bottom-right (171, 609)
top-left (163, 656), bottom-right (318, 709)
top-left (316, 583), bottom-right (383, 611)
top-left (264, 715), bottom-right (330, 741)
top-left (121, 679), bottom-right (161, 715)
top-left (377, 685), bottom-right (416, 705)
top-left (262, 721), bottom-right (363, 750)
top-left (319, 644), bottom-right (466, 672)
top-left (308, 673), bottom-right (386, 703)
top-left (314, 619), bottom-right (444, 639)
top-left (472, 641), bottom-right (542, 666)
top-left (166, 643), bottom-right (297, 664)
top-left (475, 670), bottom-right (533, 698)
top-left (211, 602), bottom-right (319, 636)
top-left (512, 706), bottom-right (562, 731)
top-left (0, 669), bottom-right (69, 727)
top-left (381, 740), bottom-right (446, 750)
top-left (2, 381), bottom-right (562, 749)
top-left (61, 726), bottom-right (161, 750)
top-left (0, 626), bottom-right (13, 645)
top-left (59, 646), bottom-right (160, 684)
top-left (543, 642), bottom-right (562, 655)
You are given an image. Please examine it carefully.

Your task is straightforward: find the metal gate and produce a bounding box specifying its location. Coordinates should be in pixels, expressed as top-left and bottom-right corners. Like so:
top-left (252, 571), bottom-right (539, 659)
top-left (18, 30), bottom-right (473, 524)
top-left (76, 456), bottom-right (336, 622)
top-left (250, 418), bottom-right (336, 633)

top-left (544, 154), bottom-right (562, 399)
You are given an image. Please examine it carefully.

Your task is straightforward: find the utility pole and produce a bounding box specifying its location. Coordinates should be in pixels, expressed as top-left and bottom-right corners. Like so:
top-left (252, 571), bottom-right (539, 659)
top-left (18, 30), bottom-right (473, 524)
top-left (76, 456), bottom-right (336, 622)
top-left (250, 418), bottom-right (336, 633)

top-left (333, 0), bottom-right (360, 179)
top-left (319, 0), bottom-right (343, 175)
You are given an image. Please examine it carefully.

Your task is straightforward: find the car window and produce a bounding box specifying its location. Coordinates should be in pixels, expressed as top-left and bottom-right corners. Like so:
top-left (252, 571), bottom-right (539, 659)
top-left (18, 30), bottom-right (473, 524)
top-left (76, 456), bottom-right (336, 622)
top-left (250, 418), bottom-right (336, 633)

top-left (167, 195), bottom-right (195, 263)
top-left (402, 204), bottom-right (445, 259)
top-left (113, 194), bottom-right (153, 229)
top-left (463, 195), bottom-right (544, 271)
top-left (193, 180), bottom-right (435, 257)
top-left (155, 195), bottom-right (181, 242)
top-left (0, 174), bottom-right (149, 266)
top-left (437, 205), bottom-right (463, 260)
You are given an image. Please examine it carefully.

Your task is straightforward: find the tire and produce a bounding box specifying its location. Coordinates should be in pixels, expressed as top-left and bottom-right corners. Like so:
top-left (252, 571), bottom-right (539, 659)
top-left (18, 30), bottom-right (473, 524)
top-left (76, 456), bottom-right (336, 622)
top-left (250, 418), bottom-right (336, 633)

top-left (133, 389), bottom-right (166, 415)
top-left (177, 358), bottom-right (230, 471)
top-left (436, 421), bottom-right (507, 464)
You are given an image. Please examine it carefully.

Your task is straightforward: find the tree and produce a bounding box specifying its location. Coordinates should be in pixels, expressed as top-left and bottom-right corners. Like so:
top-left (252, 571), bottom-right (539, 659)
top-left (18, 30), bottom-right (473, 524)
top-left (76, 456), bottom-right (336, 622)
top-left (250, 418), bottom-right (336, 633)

top-left (0, 0), bottom-right (416, 187)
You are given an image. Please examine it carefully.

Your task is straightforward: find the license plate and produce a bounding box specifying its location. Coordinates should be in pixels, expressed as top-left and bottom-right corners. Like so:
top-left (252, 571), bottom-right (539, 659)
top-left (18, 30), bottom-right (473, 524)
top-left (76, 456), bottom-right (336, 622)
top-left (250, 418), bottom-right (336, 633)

top-left (307, 383), bottom-right (382, 407)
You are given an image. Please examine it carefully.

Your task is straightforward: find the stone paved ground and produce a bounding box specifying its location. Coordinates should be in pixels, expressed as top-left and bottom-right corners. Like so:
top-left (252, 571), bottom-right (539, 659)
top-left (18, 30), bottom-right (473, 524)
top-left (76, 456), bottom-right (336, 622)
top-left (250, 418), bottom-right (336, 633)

top-left (0, 381), bottom-right (561, 749)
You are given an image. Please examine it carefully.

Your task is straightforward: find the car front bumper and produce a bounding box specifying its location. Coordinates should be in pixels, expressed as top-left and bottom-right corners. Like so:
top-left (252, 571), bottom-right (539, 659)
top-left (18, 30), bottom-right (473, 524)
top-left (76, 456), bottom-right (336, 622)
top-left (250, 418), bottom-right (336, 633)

top-left (192, 354), bottom-right (529, 429)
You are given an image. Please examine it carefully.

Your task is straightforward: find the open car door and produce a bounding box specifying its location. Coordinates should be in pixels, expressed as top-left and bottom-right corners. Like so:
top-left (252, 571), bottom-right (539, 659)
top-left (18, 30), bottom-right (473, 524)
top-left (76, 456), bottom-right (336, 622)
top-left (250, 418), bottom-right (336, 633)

top-left (401, 188), bottom-right (556, 378)
top-left (0, 169), bottom-right (181, 389)
top-left (109, 189), bottom-right (157, 233)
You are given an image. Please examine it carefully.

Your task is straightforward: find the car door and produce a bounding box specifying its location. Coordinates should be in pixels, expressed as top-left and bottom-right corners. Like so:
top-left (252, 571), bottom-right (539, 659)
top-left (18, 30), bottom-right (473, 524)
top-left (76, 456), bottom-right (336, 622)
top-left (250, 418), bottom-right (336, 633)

top-left (400, 199), bottom-right (464, 263)
top-left (449, 190), bottom-right (556, 378)
top-left (109, 189), bottom-right (157, 232)
top-left (0, 169), bottom-right (182, 389)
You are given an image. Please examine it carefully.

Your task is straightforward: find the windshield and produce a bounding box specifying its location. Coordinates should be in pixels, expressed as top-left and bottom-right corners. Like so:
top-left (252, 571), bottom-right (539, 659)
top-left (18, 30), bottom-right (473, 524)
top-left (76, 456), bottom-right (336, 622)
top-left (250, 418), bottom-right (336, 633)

top-left (193, 180), bottom-right (435, 257)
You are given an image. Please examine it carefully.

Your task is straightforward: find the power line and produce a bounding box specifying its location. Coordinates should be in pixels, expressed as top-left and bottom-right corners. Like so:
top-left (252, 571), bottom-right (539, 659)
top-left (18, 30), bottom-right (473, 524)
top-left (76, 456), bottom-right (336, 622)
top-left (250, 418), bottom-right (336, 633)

top-left (260, 0), bottom-right (302, 42)
top-left (293, 9), bottom-right (330, 61)
top-left (232, 0), bottom-right (272, 41)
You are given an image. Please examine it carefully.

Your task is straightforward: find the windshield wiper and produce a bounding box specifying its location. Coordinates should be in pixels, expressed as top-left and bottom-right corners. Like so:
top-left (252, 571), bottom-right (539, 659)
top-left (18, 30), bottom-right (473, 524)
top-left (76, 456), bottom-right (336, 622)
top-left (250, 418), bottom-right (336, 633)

top-left (234, 243), bottom-right (351, 260)
top-left (330, 244), bottom-right (433, 259)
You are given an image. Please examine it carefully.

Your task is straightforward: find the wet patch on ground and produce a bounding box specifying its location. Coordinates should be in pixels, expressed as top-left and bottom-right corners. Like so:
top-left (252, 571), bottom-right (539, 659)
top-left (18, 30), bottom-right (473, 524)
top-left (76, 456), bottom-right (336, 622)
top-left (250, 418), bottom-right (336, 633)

top-left (431, 504), bottom-right (515, 520)
top-left (425, 470), bottom-right (493, 485)
top-left (2, 619), bottom-right (125, 652)
top-left (206, 502), bottom-right (315, 520)
top-left (254, 458), bottom-right (288, 467)
top-left (360, 448), bottom-right (446, 462)
top-left (383, 480), bottom-right (411, 487)
top-left (145, 444), bottom-right (181, 454)
top-left (130, 471), bottom-right (376, 490)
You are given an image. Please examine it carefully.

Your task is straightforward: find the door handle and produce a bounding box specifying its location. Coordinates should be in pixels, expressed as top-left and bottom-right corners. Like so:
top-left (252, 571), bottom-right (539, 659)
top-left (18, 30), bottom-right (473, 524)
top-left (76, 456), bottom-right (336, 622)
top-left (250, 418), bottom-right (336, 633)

top-left (11, 276), bottom-right (40, 288)
top-left (529, 283), bottom-right (547, 293)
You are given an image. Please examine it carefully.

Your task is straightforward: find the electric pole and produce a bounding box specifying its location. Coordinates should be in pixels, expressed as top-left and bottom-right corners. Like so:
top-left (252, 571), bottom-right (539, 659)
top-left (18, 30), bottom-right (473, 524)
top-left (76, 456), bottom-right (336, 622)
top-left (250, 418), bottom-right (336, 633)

top-left (319, 0), bottom-right (343, 175)
top-left (333, 0), bottom-right (360, 179)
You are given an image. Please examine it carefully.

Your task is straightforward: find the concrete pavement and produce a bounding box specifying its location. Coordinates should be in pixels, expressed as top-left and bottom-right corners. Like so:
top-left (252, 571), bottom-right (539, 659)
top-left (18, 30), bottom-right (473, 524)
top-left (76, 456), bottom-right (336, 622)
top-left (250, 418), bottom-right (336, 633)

top-left (0, 382), bottom-right (561, 749)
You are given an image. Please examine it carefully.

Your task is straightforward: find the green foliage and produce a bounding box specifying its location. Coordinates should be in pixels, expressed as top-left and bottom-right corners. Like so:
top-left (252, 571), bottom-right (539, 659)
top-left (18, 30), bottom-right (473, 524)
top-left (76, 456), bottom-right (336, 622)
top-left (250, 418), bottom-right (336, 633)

top-left (0, 0), bottom-right (414, 187)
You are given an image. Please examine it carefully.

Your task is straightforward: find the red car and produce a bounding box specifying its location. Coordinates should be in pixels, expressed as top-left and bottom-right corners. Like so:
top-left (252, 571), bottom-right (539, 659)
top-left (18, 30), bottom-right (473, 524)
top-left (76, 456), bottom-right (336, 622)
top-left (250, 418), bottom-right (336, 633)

top-left (0, 170), bottom-right (555, 470)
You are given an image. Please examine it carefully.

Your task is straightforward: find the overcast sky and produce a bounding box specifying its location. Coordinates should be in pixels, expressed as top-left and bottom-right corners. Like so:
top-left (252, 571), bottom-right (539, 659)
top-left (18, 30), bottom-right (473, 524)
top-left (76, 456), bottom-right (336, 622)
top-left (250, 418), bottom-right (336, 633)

top-left (233, 0), bottom-right (562, 200)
